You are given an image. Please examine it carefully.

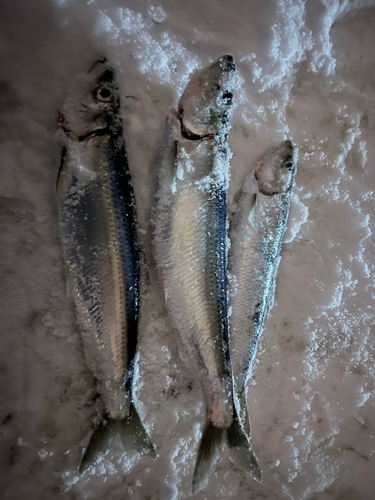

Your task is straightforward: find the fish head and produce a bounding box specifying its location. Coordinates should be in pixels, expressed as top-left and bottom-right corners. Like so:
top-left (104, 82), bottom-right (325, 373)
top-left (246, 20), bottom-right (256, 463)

top-left (255, 140), bottom-right (298, 195)
top-left (178, 54), bottom-right (236, 138)
top-left (60, 59), bottom-right (121, 140)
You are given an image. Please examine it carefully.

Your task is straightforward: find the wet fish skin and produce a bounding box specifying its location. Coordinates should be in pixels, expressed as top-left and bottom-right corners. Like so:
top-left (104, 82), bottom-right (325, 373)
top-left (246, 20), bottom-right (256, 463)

top-left (56, 60), bottom-right (154, 471)
top-left (229, 140), bottom-right (298, 436)
top-left (154, 55), bottom-right (260, 491)
top-left (154, 55), bottom-right (235, 430)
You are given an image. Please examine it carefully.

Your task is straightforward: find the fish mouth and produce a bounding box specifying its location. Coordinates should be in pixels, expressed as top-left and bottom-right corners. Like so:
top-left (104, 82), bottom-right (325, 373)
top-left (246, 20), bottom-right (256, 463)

top-left (88, 58), bottom-right (117, 88)
top-left (88, 57), bottom-right (108, 73)
top-left (283, 139), bottom-right (296, 155)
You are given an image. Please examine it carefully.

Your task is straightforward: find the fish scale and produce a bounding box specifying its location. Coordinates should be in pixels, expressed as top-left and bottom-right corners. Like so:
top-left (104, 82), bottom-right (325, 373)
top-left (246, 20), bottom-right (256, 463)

top-left (229, 141), bottom-right (298, 437)
top-left (56, 60), bottom-right (154, 472)
top-left (153, 55), bottom-right (261, 492)
top-left (60, 136), bottom-right (129, 406)
top-left (230, 194), bottom-right (294, 392)
top-left (169, 161), bottom-right (232, 420)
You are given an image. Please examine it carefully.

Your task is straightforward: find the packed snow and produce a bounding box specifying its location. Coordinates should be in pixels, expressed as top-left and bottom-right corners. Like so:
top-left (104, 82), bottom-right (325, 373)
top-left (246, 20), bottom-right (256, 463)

top-left (1, 0), bottom-right (375, 499)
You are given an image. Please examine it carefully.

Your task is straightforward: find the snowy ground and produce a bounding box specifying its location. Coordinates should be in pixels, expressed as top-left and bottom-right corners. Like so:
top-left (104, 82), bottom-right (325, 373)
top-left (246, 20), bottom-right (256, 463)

top-left (1, 0), bottom-right (375, 499)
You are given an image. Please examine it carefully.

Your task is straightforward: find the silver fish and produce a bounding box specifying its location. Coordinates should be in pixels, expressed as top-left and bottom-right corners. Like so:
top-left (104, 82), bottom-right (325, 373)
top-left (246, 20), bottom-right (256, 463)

top-left (153, 55), bottom-right (260, 491)
top-left (229, 140), bottom-right (298, 444)
top-left (56, 59), bottom-right (154, 472)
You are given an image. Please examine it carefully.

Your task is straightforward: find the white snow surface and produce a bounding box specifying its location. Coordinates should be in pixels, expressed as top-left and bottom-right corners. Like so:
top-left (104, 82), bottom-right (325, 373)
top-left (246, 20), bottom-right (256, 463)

top-left (1, 0), bottom-right (375, 499)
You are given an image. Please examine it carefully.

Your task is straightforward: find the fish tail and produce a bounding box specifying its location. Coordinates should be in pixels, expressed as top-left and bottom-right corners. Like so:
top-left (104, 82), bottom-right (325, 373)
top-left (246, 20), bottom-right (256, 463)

top-left (118, 402), bottom-right (156, 459)
top-left (79, 414), bottom-right (118, 473)
top-left (226, 411), bottom-right (262, 483)
top-left (192, 419), bottom-right (224, 493)
top-left (79, 404), bottom-right (155, 473)
top-left (237, 386), bottom-right (251, 437)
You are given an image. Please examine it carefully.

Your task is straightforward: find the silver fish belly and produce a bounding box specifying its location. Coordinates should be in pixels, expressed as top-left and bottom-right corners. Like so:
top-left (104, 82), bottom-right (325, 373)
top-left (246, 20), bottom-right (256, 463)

top-left (229, 140), bottom-right (298, 434)
top-left (56, 60), bottom-right (153, 471)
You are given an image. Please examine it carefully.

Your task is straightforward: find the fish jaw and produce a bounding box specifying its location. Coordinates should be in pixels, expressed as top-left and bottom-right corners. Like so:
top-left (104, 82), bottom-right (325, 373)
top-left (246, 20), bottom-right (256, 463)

top-left (178, 54), bottom-right (236, 138)
top-left (255, 140), bottom-right (298, 195)
top-left (60, 59), bottom-right (122, 141)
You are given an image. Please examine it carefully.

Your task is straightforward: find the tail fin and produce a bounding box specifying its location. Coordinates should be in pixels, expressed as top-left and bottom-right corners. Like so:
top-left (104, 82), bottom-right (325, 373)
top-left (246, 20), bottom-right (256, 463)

top-left (227, 415), bottom-right (262, 482)
top-left (80, 415), bottom-right (118, 473)
top-left (192, 420), bottom-right (224, 493)
top-left (119, 402), bottom-right (156, 458)
top-left (79, 404), bottom-right (155, 473)
top-left (237, 386), bottom-right (251, 437)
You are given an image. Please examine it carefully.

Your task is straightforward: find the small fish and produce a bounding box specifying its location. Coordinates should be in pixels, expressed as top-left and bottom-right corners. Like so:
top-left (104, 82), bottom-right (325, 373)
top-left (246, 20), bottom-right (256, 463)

top-left (229, 140), bottom-right (298, 447)
top-left (56, 59), bottom-right (155, 472)
top-left (153, 55), bottom-right (260, 491)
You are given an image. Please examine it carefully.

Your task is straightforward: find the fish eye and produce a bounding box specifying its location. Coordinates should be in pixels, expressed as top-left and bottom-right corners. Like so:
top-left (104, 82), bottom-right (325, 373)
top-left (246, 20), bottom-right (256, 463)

top-left (284, 160), bottom-right (294, 170)
top-left (95, 86), bottom-right (113, 102)
top-left (222, 91), bottom-right (233, 104)
top-left (283, 155), bottom-right (294, 170)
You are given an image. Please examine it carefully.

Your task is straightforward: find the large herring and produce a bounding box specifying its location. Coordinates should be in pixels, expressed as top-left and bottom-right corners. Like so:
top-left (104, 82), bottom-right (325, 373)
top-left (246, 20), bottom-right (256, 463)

top-left (153, 55), bottom-right (260, 491)
top-left (229, 141), bottom-right (298, 440)
top-left (56, 60), bottom-right (154, 472)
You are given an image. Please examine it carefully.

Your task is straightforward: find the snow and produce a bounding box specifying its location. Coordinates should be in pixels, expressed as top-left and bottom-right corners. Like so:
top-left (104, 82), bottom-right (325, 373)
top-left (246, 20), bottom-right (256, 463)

top-left (1, 0), bottom-right (375, 499)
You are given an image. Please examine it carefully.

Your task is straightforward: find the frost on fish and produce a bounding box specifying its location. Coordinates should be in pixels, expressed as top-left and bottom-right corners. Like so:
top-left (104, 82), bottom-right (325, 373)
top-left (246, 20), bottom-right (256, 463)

top-left (153, 55), bottom-right (260, 492)
top-left (56, 59), bottom-right (154, 472)
top-left (228, 140), bottom-right (298, 438)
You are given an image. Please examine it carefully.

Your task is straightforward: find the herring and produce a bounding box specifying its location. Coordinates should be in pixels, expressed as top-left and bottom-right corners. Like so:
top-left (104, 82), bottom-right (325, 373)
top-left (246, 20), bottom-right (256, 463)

top-left (56, 59), bottom-right (155, 472)
top-left (153, 55), bottom-right (260, 491)
top-left (228, 140), bottom-right (298, 455)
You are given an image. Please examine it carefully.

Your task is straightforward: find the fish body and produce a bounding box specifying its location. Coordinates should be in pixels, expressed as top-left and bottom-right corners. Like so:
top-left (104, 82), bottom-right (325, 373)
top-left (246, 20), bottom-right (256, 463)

top-left (56, 60), bottom-right (154, 471)
top-left (229, 141), bottom-right (298, 435)
top-left (157, 122), bottom-right (233, 429)
top-left (153, 55), bottom-right (260, 491)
